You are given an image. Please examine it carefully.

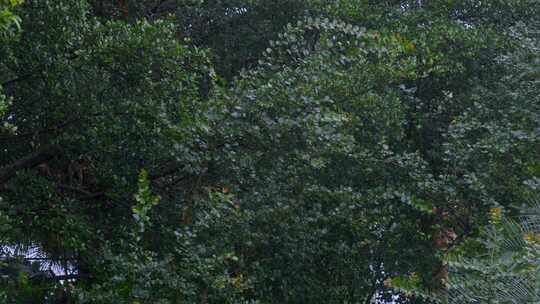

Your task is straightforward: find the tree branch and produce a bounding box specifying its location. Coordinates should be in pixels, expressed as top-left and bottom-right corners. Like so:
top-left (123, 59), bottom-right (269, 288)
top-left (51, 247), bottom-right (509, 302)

top-left (51, 274), bottom-right (86, 281)
top-left (0, 145), bottom-right (62, 185)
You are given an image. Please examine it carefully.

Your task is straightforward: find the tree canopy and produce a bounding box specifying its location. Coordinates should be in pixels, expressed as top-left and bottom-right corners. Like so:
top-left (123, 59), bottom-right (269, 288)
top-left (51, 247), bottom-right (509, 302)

top-left (0, 1), bottom-right (539, 303)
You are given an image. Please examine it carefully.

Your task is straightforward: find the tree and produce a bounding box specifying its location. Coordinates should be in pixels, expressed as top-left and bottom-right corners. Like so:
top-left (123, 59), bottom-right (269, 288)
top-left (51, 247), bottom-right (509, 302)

top-left (0, 1), bottom-right (226, 302)
top-left (0, 0), bottom-right (538, 303)
top-left (387, 11), bottom-right (540, 301)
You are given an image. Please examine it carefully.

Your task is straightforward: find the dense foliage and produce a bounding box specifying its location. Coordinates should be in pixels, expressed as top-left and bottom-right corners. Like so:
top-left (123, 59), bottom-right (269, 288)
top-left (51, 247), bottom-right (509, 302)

top-left (446, 201), bottom-right (540, 303)
top-left (0, 1), bottom-right (538, 303)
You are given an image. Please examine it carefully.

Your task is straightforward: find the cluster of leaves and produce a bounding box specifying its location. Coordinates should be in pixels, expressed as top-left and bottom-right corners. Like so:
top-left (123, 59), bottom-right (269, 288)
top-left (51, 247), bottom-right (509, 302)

top-left (445, 200), bottom-right (540, 304)
top-left (393, 190), bottom-right (540, 304)
top-left (0, 0), bottom-right (22, 134)
top-left (0, 0), bottom-right (22, 37)
top-left (0, 0), bottom-right (538, 303)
